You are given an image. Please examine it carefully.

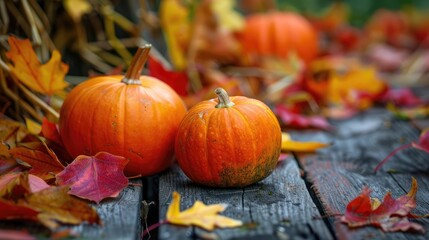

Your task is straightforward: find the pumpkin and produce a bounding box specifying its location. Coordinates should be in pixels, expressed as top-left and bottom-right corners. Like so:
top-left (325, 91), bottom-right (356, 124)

top-left (59, 45), bottom-right (187, 176)
top-left (240, 12), bottom-right (319, 63)
top-left (175, 88), bottom-right (281, 187)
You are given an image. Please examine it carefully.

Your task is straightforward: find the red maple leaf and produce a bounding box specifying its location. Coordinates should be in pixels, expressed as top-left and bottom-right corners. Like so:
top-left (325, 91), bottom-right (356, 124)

top-left (341, 178), bottom-right (425, 233)
top-left (275, 104), bottom-right (333, 130)
top-left (56, 152), bottom-right (129, 204)
top-left (148, 55), bottom-right (189, 96)
top-left (375, 129), bottom-right (429, 172)
top-left (41, 118), bottom-right (63, 147)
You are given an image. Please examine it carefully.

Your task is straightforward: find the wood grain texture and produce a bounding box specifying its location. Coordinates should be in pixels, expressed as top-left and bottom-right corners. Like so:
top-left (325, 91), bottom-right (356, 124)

top-left (294, 108), bottom-right (429, 240)
top-left (68, 178), bottom-right (143, 239)
top-left (158, 159), bottom-right (333, 240)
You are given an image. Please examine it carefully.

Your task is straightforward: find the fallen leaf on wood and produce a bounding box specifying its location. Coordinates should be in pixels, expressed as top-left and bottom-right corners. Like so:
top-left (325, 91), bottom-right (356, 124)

top-left (378, 88), bottom-right (423, 107)
top-left (166, 191), bottom-right (242, 231)
top-left (56, 152), bottom-right (129, 204)
top-left (5, 36), bottom-right (69, 95)
top-left (23, 186), bottom-right (101, 229)
top-left (281, 132), bottom-right (330, 152)
top-left (341, 177), bottom-right (425, 233)
top-left (9, 143), bottom-right (65, 181)
top-left (276, 105), bottom-right (332, 130)
top-left (375, 128), bottom-right (429, 172)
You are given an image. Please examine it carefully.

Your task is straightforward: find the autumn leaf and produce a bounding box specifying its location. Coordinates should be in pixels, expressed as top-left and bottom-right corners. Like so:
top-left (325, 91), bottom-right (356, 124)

top-left (276, 105), bottom-right (332, 130)
top-left (341, 178), bottom-right (425, 233)
top-left (148, 55), bottom-right (189, 96)
top-left (0, 118), bottom-right (31, 148)
top-left (9, 142), bottom-right (65, 181)
top-left (388, 104), bottom-right (429, 120)
top-left (375, 128), bottom-right (429, 172)
top-left (159, 0), bottom-right (190, 70)
top-left (211, 0), bottom-right (244, 32)
top-left (166, 191), bottom-right (242, 231)
top-left (6, 36), bottom-right (69, 95)
top-left (0, 199), bottom-right (39, 221)
top-left (56, 152), bottom-right (129, 204)
top-left (41, 117), bottom-right (63, 146)
top-left (0, 172), bottom-right (49, 199)
top-left (281, 132), bottom-right (330, 152)
top-left (378, 88), bottom-right (423, 107)
top-left (25, 117), bottom-right (41, 135)
top-left (23, 186), bottom-right (101, 229)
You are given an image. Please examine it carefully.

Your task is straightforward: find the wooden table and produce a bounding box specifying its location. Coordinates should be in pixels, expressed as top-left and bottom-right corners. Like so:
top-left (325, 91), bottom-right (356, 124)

top-left (2, 107), bottom-right (428, 240)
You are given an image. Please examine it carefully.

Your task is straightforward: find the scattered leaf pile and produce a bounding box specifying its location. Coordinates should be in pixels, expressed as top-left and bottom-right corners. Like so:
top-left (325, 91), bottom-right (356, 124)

top-left (0, 117), bottom-right (130, 237)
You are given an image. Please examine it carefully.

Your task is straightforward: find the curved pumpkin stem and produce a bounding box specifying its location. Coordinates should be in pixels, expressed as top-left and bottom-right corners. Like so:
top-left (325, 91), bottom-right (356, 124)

top-left (122, 44), bottom-right (151, 85)
top-left (215, 88), bottom-right (235, 108)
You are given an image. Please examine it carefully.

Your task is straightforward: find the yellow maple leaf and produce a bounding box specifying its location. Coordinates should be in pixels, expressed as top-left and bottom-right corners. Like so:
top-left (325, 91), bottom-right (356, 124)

top-left (25, 117), bottom-right (42, 135)
top-left (159, 0), bottom-right (190, 70)
top-left (166, 191), bottom-right (242, 231)
top-left (281, 132), bottom-right (330, 152)
top-left (211, 0), bottom-right (244, 31)
top-left (6, 36), bottom-right (69, 96)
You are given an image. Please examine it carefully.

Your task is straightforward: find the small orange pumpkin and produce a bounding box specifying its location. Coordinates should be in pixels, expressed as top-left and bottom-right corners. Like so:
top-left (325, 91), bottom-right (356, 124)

top-left (240, 12), bottom-right (319, 63)
top-left (59, 45), bottom-right (187, 176)
top-left (175, 88), bottom-right (281, 187)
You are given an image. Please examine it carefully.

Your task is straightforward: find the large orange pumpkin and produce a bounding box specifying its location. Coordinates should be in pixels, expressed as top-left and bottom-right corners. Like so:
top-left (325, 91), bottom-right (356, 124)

top-left (240, 12), bottom-right (319, 63)
top-left (59, 45), bottom-right (187, 176)
top-left (175, 88), bottom-right (281, 187)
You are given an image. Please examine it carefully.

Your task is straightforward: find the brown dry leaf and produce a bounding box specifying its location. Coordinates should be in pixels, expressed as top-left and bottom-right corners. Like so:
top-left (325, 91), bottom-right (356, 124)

top-left (0, 118), bottom-right (31, 148)
top-left (23, 186), bottom-right (101, 229)
top-left (166, 191), bottom-right (242, 231)
top-left (6, 36), bottom-right (69, 96)
top-left (9, 142), bottom-right (65, 181)
top-left (281, 132), bottom-right (330, 152)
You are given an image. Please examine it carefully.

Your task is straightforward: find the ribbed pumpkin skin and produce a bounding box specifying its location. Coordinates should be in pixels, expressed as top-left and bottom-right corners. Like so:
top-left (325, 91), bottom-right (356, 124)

top-left (175, 95), bottom-right (281, 187)
top-left (241, 12), bottom-right (318, 63)
top-left (59, 76), bottom-right (187, 176)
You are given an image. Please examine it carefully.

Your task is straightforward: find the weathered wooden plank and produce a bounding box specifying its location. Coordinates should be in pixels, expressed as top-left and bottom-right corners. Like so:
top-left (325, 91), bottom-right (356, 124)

top-left (294, 108), bottom-right (429, 239)
top-left (70, 178), bottom-right (143, 239)
top-left (158, 159), bottom-right (333, 240)
top-left (0, 178), bottom-right (143, 239)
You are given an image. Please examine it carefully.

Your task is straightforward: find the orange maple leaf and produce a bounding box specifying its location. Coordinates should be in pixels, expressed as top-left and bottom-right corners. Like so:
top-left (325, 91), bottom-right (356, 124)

top-left (6, 36), bottom-right (69, 95)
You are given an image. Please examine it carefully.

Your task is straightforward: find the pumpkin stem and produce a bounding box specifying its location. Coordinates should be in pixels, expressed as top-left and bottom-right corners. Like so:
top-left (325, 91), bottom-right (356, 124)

top-left (215, 88), bottom-right (235, 108)
top-left (122, 44), bottom-right (151, 85)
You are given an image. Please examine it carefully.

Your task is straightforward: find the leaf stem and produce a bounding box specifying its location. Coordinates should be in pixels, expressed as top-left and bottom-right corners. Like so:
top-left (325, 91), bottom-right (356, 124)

top-left (374, 143), bottom-right (413, 172)
top-left (142, 219), bottom-right (168, 239)
top-left (122, 45), bottom-right (151, 85)
top-left (215, 88), bottom-right (235, 108)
